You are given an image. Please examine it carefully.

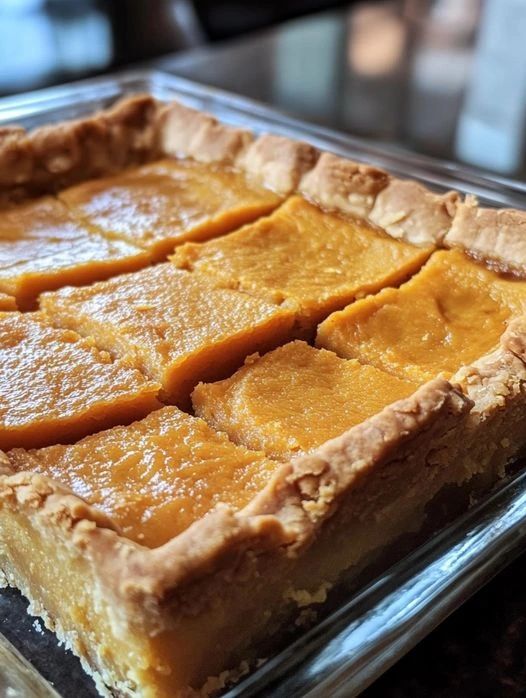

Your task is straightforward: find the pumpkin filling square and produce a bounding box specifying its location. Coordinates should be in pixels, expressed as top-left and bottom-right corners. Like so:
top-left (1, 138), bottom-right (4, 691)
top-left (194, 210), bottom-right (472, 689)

top-left (60, 159), bottom-right (282, 261)
top-left (0, 312), bottom-right (160, 451)
top-left (192, 340), bottom-right (418, 461)
top-left (171, 195), bottom-right (432, 328)
top-left (0, 196), bottom-right (150, 309)
top-left (40, 263), bottom-right (296, 407)
top-left (316, 249), bottom-right (526, 383)
top-left (7, 406), bottom-right (279, 548)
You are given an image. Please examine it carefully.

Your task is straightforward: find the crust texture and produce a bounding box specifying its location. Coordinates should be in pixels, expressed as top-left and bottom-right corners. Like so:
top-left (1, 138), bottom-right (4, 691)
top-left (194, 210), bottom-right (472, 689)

top-left (2, 92), bottom-right (525, 273)
top-left (0, 95), bottom-right (159, 204)
top-left (369, 178), bottom-right (459, 246)
top-left (242, 378), bottom-right (471, 545)
top-left (239, 134), bottom-right (320, 195)
top-left (445, 195), bottom-right (526, 273)
top-left (156, 100), bottom-right (253, 165)
top-left (299, 151), bottom-right (389, 218)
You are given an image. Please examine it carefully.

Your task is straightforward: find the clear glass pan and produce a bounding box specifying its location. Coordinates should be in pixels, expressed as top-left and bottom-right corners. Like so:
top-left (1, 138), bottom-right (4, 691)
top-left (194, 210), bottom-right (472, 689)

top-left (1, 69), bottom-right (526, 698)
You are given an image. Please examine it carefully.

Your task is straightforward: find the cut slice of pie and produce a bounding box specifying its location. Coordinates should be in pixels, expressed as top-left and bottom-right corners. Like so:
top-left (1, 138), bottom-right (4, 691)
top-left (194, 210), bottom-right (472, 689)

top-left (317, 249), bottom-right (526, 382)
top-left (60, 159), bottom-right (283, 261)
top-left (0, 196), bottom-right (150, 309)
top-left (0, 312), bottom-right (160, 451)
top-left (172, 195), bottom-right (432, 328)
top-left (7, 406), bottom-right (279, 548)
top-left (192, 340), bottom-right (418, 460)
top-left (40, 263), bottom-right (296, 406)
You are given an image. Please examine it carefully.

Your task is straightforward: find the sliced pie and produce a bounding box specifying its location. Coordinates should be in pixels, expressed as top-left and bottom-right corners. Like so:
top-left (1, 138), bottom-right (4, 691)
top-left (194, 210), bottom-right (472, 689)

top-left (7, 406), bottom-right (278, 548)
top-left (1, 94), bottom-right (526, 698)
top-left (60, 159), bottom-right (282, 261)
top-left (40, 263), bottom-right (296, 407)
top-left (316, 248), bottom-right (526, 382)
top-left (192, 340), bottom-right (417, 460)
top-left (0, 312), bottom-right (159, 450)
top-left (0, 196), bottom-right (150, 309)
top-left (172, 195), bottom-right (431, 328)
top-left (0, 377), bottom-right (469, 697)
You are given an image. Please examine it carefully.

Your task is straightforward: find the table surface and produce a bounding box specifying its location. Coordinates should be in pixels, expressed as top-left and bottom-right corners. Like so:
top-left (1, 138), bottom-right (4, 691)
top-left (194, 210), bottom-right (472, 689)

top-left (157, 3), bottom-right (526, 696)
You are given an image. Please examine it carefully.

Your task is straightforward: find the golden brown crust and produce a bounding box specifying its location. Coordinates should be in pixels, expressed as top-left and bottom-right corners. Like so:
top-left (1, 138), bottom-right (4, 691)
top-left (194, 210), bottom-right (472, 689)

top-left (156, 100), bottom-right (253, 165)
top-left (445, 195), bottom-right (526, 274)
top-left (447, 343), bottom-right (526, 489)
top-left (369, 178), bottom-right (459, 246)
top-left (502, 316), bottom-right (526, 361)
top-left (0, 95), bottom-right (160, 205)
top-left (239, 134), bottom-right (319, 195)
top-left (299, 152), bottom-right (389, 218)
top-left (0, 469), bottom-right (119, 532)
top-left (454, 345), bottom-right (526, 414)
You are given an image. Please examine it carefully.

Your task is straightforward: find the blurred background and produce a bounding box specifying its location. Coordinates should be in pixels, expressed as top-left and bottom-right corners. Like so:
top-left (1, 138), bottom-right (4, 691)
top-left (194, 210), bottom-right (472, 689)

top-left (1, 0), bottom-right (526, 180)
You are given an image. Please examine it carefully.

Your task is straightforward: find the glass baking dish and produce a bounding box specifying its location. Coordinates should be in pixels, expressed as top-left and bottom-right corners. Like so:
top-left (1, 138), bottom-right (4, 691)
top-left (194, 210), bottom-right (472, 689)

top-left (1, 69), bottom-right (526, 698)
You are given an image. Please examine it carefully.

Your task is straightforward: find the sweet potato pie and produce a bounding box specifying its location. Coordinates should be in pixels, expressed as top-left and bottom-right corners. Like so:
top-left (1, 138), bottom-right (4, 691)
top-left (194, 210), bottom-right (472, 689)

top-left (1, 96), bottom-right (526, 697)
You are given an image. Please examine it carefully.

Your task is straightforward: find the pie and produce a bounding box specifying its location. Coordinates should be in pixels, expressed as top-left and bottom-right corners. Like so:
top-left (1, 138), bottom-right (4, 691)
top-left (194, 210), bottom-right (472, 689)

top-left (0, 312), bottom-right (160, 451)
top-left (192, 340), bottom-right (418, 460)
top-left (0, 195), bottom-right (150, 309)
top-left (316, 248), bottom-right (526, 382)
top-left (60, 159), bottom-right (282, 261)
top-left (7, 405), bottom-right (278, 548)
top-left (172, 195), bottom-right (431, 327)
top-left (1, 95), bottom-right (526, 698)
top-left (40, 263), bottom-right (296, 407)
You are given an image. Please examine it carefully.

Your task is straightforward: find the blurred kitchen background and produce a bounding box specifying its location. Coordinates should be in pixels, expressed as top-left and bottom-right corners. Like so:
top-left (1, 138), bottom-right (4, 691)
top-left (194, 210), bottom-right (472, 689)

top-left (1, 0), bottom-right (526, 180)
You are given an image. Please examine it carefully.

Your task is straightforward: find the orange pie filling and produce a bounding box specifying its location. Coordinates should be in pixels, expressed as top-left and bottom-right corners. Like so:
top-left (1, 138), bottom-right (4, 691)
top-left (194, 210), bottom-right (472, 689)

top-left (172, 195), bottom-right (432, 328)
top-left (317, 249), bottom-right (526, 383)
top-left (193, 340), bottom-right (418, 460)
top-left (60, 159), bottom-right (282, 261)
top-left (0, 196), bottom-right (150, 310)
top-left (0, 292), bottom-right (16, 311)
top-left (40, 263), bottom-right (296, 407)
top-left (0, 312), bottom-right (160, 451)
top-left (7, 406), bottom-right (279, 548)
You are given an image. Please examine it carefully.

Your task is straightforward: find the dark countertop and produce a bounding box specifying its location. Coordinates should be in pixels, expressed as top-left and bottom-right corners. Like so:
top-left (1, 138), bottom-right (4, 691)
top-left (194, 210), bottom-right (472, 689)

top-left (365, 551), bottom-right (526, 698)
